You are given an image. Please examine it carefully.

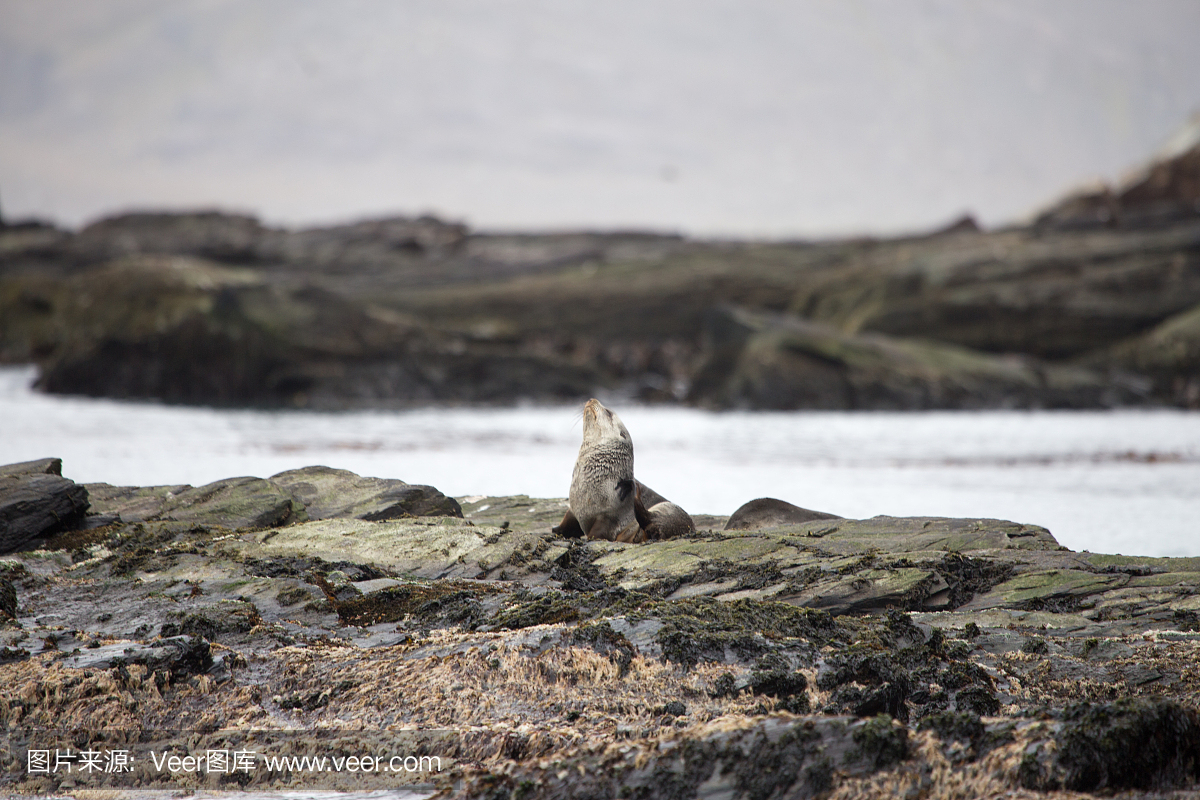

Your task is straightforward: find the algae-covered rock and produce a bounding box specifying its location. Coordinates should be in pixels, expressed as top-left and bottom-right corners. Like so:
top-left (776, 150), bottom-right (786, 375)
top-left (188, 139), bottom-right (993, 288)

top-left (688, 306), bottom-right (1137, 410)
top-left (3, 471), bottom-right (1200, 798)
top-left (786, 515), bottom-right (1063, 554)
top-left (1105, 302), bottom-right (1200, 406)
top-left (793, 567), bottom-right (945, 615)
top-left (253, 517), bottom-right (525, 579)
top-left (83, 482), bottom-right (194, 522)
top-left (1020, 699), bottom-right (1200, 792)
top-left (58, 634), bottom-right (213, 677)
top-left (962, 569), bottom-right (1129, 612)
top-left (9, 254), bottom-right (603, 408)
top-left (270, 465), bottom-right (462, 519)
top-left (0, 576), bottom-right (15, 618)
top-left (154, 476), bottom-right (307, 529)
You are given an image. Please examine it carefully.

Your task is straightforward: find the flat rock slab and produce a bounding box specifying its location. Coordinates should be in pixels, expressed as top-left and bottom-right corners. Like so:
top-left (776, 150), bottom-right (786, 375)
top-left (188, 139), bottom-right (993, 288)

top-left (961, 569), bottom-right (1129, 611)
top-left (0, 458), bottom-right (64, 478)
top-left (84, 483), bottom-right (192, 522)
top-left (771, 515), bottom-right (1063, 554)
top-left (270, 465), bottom-right (462, 520)
top-left (252, 518), bottom-right (534, 580)
top-left (153, 476), bottom-right (307, 529)
top-left (788, 567), bottom-right (946, 614)
top-left (59, 635), bottom-right (212, 675)
top-left (0, 471), bottom-right (89, 553)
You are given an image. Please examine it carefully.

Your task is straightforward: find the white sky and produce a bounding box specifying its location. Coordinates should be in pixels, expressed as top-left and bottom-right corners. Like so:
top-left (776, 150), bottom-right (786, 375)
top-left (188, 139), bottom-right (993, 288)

top-left (1, 0), bottom-right (1198, 237)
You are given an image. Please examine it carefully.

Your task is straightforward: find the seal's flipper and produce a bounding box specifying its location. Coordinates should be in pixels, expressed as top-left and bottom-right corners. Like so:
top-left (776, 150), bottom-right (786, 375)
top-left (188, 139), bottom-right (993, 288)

top-left (553, 509), bottom-right (585, 538)
top-left (633, 492), bottom-right (653, 531)
top-left (614, 520), bottom-right (646, 544)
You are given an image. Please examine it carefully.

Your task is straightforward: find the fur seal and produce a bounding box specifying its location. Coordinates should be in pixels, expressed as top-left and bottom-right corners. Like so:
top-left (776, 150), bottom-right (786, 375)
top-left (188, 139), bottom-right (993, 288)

top-left (557, 398), bottom-right (644, 543)
top-left (552, 399), bottom-right (695, 543)
top-left (724, 497), bottom-right (840, 531)
top-left (634, 491), bottom-right (696, 540)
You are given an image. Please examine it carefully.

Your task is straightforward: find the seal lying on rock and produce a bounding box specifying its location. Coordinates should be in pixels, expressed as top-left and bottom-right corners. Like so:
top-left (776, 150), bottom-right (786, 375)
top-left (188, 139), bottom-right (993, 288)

top-left (634, 484), bottom-right (696, 540)
top-left (724, 497), bottom-right (840, 531)
top-left (552, 399), bottom-right (694, 543)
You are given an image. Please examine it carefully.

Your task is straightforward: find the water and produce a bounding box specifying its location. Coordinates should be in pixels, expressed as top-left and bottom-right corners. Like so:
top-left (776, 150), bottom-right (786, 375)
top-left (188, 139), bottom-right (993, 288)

top-left (1, 366), bottom-right (1198, 558)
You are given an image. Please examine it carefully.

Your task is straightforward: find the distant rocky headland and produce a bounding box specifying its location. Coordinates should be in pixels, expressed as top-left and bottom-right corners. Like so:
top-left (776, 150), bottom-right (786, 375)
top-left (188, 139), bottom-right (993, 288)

top-left (2, 456), bottom-right (1200, 797)
top-left (2, 135), bottom-right (1199, 412)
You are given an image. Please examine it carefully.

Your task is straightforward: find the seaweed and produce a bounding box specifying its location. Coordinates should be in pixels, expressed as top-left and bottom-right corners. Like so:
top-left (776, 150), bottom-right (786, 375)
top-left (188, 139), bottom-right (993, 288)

top-left (571, 620), bottom-right (637, 676)
top-left (1054, 699), bottom-right (1200, 792)
top-left (849, 714), bottom-right (908, 770)
top-left (650, 597), bottom-right (837, 669)
top-left (332, 581), bottom-right (494, 627)
top-left (160, 600), bottom-right (261, 640)
top-left (492, 591), bottom-right (581, 630)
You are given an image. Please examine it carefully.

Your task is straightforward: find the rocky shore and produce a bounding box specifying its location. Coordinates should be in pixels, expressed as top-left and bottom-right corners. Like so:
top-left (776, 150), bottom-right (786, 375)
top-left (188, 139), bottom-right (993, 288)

top-left (2, 458), bottom-right (1199, 797)
top-left (2, 134), bottom-right (1199, 411)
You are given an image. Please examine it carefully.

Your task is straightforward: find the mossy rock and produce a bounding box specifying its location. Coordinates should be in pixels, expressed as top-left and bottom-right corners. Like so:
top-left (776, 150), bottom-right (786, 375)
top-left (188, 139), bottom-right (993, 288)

top-left (964, 570), bottom-right (1128, 611)
top-left (154, 477), bottom-right (308, 529)
top-left (271, 465), bottom-right (461, 520)
top-left (252, 518), bottom-right (548, 580)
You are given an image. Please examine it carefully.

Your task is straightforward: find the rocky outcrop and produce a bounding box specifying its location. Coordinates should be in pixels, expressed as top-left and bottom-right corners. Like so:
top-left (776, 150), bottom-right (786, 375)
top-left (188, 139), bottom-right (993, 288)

top-left (270, 466), bottom-right (463, 520)
top-left (1, 459), bottom-right (1198, 796)
top-left (686, 306), bottom-right (1147, 410)
top-left (1036, 115), bottom-right (1200, 231)
top-left (1102, 301), bottom-right (1200, 407)
top-left (0, 458), bottom-right (88, 553)
top-left (13, 256), bottom-right (601, 407)
top-left (2, 133), bottom-right (1200, 410)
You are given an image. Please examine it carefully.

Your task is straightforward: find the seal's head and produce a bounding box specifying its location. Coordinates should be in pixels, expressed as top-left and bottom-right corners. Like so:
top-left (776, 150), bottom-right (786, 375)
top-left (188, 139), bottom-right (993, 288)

top-left (581, 398), bottom-right (631, 446)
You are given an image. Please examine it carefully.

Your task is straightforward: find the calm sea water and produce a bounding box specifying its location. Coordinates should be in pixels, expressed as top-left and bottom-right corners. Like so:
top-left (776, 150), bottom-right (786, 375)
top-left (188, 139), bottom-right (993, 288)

top-left (2, 366), bottom-right (1197, 558)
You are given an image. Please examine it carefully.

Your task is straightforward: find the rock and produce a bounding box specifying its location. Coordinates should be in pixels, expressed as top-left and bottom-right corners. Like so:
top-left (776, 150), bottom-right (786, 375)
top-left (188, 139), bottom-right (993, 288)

top-left (0, 457), bottom-right (64, 478)
top-left (0, 577), bottom-right (15, 618)
top-left (270, 466), bottom-right (462, 520)
top-left (0, 459), bottom-right (89, 552)
top-left (1104, 302), bottom-right (1200, 407)
top-left (688, 306), bottom-right (1141, 410)
top-left (254, 517), bottom-right (527, 580)
top-left (726, 497), bottom-right (840, 530)
top-left (785, 223), bottom-right (1200, 362)
top-left (662, 700), bottom-right (686, 716)
top-left (72, 211), bottom-right (267, 263)
top-left (0, 473), bottom-right (1199, 797)
top-left (1021, 699), bottom-right (1200, 792)
top-left (60, 635), bottom-right (214, 677)
top-left (1036, 117), bottom-right (1200, 231)
top-left (796, 567), bottom-right (947, 615)
top-left (152, 476), bottom-right (307, 529)
top-left (16, 254), bottom-right (602, 408)
top-left (84, 483), bottom-right (194, 522)
top-left (5, 164), bottom-right (1200, 410)
top-left (960, 569), bottom-right (1129, 612)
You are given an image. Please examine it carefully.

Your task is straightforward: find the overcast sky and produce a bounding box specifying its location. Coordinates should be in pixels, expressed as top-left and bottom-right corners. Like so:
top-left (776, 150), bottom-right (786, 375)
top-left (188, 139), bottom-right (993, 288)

top-left (1, 0), bottom-right (1198, 236)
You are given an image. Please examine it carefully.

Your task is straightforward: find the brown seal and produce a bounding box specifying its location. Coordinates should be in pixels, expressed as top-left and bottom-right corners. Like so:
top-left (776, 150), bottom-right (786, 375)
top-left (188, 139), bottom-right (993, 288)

top-left (554, 398), bottom-right (644, 543)
top-left (724, 497), bottom-right (840, 531)
top-left (630, 481), bottom-right (695, 539)
top-left (552, 400), bottom-right (695, 543)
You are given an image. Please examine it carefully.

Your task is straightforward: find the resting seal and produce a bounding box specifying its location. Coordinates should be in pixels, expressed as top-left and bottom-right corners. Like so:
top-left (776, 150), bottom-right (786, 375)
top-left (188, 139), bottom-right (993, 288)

top-left (552, 399), bottom-right (695, 543)
top-left (634, 483), bottom-right (695, 540)
top-left (558, 398), bottom-right (644, 543)
top-left (724, 497), bottom-right (840, 531)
